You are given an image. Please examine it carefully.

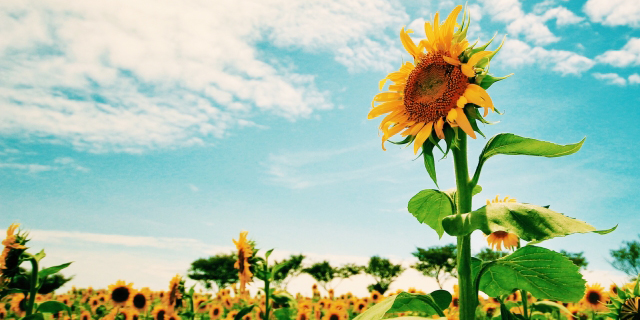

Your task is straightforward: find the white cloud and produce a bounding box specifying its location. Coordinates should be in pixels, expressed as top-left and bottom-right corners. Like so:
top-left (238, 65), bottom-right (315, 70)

top-left (499, 39), bottom-right (595, 75)
top-left (0, 0), bottom-right (406, 153)
top-left (584, 0), bottom-right (640, 28)
top-left (595, 38), bottom-right (640, 67)
top-left (629, 73), bottom-right (640, 84)
top-left (480, 0), bottom-right (583, 45)
top-left (592, 73), bottom-right (628, 86)
top-left (335, 38), bottom-right (404, 73)
top-left (0, 156), bottom-right (88, 173)
top-left (188, 184), bottom-right (199, 192)
top-left (0, 163), bottom-right (56, 173)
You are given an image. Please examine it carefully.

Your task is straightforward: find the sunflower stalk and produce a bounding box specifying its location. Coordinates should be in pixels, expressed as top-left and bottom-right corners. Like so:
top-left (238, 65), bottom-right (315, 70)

top-left (451, 131), bottom-right (477, 320)
top-left (24, 252), bottom-right (39, 316)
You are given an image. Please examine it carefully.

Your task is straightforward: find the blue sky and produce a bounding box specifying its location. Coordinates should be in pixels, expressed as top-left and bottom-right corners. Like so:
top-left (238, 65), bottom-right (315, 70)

top-left (1, 0), bottom-right (639, 294)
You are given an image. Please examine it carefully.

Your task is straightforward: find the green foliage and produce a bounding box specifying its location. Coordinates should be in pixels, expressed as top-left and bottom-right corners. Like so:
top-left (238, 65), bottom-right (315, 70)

top-left (353, 291), bottom-right (450, 320)
top-left (442, 201), bottom-right (615, 243)
top-left (610, 235), bottom-right (640, 278)
top-left (475, 248), bottom-right (508, 261)
top-left (187, 253), bottom-right (238, 291)
top-left (477, 246), bottom-right (586, 302)
top-left (336, 263), bottom-right (364, 279)
top-left (272, 254), bottom-right (305, 289)
top-left (35, 301), bottom-right (71, 315)
top-left (408, 189), bottom-right (454, 238)
top-left (365, 256), bottom-right (404, 294)
top-left (472, 133), bottom-right (585, 185)
top-left (412, 244), bottom-right (457, 289)
top-left (9, 268), bottom-right (73, 294)
top-left (234, 305), bottom-right (256, 320)
top-left (559, 250), bottom-right (588, 270)
top-left (302, 261), bottom-right (336, 291)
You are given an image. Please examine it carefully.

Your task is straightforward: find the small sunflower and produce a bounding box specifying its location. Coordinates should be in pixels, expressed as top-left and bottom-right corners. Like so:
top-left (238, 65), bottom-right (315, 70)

top-left (296, 311), bottom-right (311, 320)
top-left (194, 296), bottom-right (208, 313)
top-left (322, 308), bottom-right (347, 320)
top-left (482, 302), bottom-right (498, 318)
top-left (152, 305), bottom-right (168, 320)
top-left (122, 308), bottom-right (140, 320)
top-left (226, 309), bottom-right (239, 320)
top-left (583, 283), bottom-right (608, 311)
top-left (209, 305), bottom-right (224, 320)
top-left (370, 290), bottom-right (381, 303)
top-left (10, 293), bottom-right (28, 317)
top-left (165, 311), bottom-right (180, 320)
top-left (80, 310), bottom-right (91, 320)
top-left (354, 300), bottom-right (368, 313)
top-left (369, 5), bottom-right (508, 154)
top-left (606, 278), bottom-right (640, 320)
top-left (89, 296), bottom-right (102, 313)
top-left (108, 280), bottom-right (133, 307)
top-left (233, 231), bottom-right (253, 293)
top-left (166, 274), bottom-right (184, 310)
top-left (0, 305), bottom-right (6, 320)
top-left (131, 288), bottom-right (150, 312)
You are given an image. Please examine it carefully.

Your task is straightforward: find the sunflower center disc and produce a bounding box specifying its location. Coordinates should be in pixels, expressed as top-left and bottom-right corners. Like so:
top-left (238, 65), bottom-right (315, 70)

top-left (404, 54), bottom-right (467, 123)
top-left (112, 287), bottom-right (130, 303)
top-left (587, 291), bottom-right (601, 304)
top-left (133, 294), bottom-right (146, 309)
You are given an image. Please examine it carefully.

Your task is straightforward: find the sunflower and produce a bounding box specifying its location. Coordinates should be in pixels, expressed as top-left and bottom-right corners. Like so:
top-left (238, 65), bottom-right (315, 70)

top-left (296, 311), bottom-right (311, 320)
top-left (108, 280), bottom-right (133, 307)
top-left (322, 308), bottom-right (347, 320)
top-left (152, 305), bottom-right (168, 320)
top-left (165, 311), bottom-right (180, 320)
top-left (122, 309), bottom-right (140, 320)
top-left (1, 224), bottom-right (28, 286)
top-left (583, 283), bottom-right (608, 311)
top-left (131, 288), bottom-right (150, 312)
top-left (222, 296), bottom-right (234, 309)
top-left (166, 275), bottom-right (183, 310)
top-left (370, 290), bottom-right (381, 303)
top-left (606, 278), bottom-right (640, 320)
top-left (226, 309), bottom-right (239, 320)
top-left (10, 293), bottom-right (28, 317)
top-left (209, 305), bottom-right (224, 320)
top-left (369, 5), bottom-right (507, 154)
top-left (80, 310), bottom-right (91, 320)
top-left (194, 296), bottom-right (208, 313)
top-left (89, 296), bottom-right (103, 313)
top-left (482, 302), bottom-right (498, 318)
top-left (354, 300), bottom-right (368, 313)
top-left (0, 305), bottom-right (6, 320)
top-left (233, 231), bottom-right (254, 293)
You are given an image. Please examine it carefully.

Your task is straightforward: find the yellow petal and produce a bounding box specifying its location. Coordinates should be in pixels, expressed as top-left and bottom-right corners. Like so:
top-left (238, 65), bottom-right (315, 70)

top-left (433, 12), bottom-right (440, 43)
top-left (413, 122), bottom-right (433, 154)
top-left (442, 55), bottom-right (461, 66)
top-left (461, 64), bottom-right (475, 77)
top-left (400, 27), bottom-right (418, 58)
top-left (456, 96), bottom-right (467, 109)
top-left (468, 84), bottom-right (494, 112)
top-left (401, 122), bottom-right (422, 137)
top-left (442, 6), bottom-right (462, 44)
top-left (454, 108), bottom-right (476, 139)
top-left (372, 92), bottom-right (401, 108)
top-left (368, 100), bottom-right (403, 119)
top-left (467, 51), bottom-right (492, 68)
top-left (435, 118), bottom-right (445, 139)
top-left (379, 77), bottom-right (388, 91)
top-left (379, 110), bottom-right (404, 129)
top-left (447, 108), bottom-right (458, 122)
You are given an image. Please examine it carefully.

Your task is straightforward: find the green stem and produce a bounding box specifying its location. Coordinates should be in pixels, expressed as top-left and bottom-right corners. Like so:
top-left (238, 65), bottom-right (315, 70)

top-left (451, 132), bottom-right (476, 320)
top-left (521, 289), bottom-right (529, 319)
top-left (25, 253), bottom-right (39, 316)
top-left (265, 266), bottom-right (271, 320)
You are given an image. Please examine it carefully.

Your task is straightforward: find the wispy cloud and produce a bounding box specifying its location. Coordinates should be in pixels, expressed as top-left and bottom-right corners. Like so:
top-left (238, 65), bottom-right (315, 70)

top-left (584, 0), bottom-right (640, 28)
top-left (596, 38), bottom-right (640, 68)
top-left (592, 72), bottom-right (628, 86)
top-left (499, 39), bottom-right (595, 75)
top-left (0, 155), bottom-right (88, 174)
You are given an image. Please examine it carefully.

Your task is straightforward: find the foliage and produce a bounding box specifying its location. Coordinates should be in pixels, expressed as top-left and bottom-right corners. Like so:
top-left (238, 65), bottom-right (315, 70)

top-left (610, 235), bottom-right (640, 279)
top-left (272, 254), bottom-right (305, 289)
top-left (302, 261), bottom-right (363, 292)
top-left (187, 253), bottom-right (238, 291)
top-left (365, 256), bottom-right (404, 294)
top-left (559, 250), bottom-right (588, 270)
top-left (9, 267), bottom-right (73, 294)
top-left (412, 244), bottom-right (457, 289)
top-left (475, 248), bottom-right (508, 261)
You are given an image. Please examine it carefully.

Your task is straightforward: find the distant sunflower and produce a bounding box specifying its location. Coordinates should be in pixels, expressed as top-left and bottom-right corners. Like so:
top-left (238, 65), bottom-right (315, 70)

top-left (0, 305), bottom-right (6, 320)
top-left (10, 293), bottom-right (28, 317)
top-left (80, 310), bottom-right (91, 320)
top-left (242, 314), bottom-right (253, 320)
top-left (131, 288), bottom-right (150, 312)
top-left (226, 309), bottom-right (239, 320)
top-left (486, 231), bottom-right (518, 251)
top-left (583, 284), bottom-right (608, 311)
top-left (328, 289), bottom-right (335, 299)
top-left (122, 309), bottom-right (140, 320)
top-left (233, 231), bottom-right (254, 293)
top-left (354, 300), bottom-right (368, 313)
top-left (167, 275), bottom-right (183, 310)
top-left (1, 224), bottom-right (28, 286)
top-left (209, 305), bottom-right (224, 320)
top-left (222, 296), bottom-right (234, 309)
top-left (108, 280), bottom-right (133, 307)
top-left (89, 296), bottom-right (102, 313)
top-left (370, 291), bottom-right (381, 303)
top-left (152, 305), bottom-right (168, 320)
top-left (606, 279), bottom-right (640, 320)
top-left (322, 308), bottom-right (347, 320)
top-left (194, 296), bottom-right (208, 313)
top-left (165, 311), bottom-right (180, 320)
top-left (296, 311), bottom-right (311, 320)
top-left (611, 283), bottom-right (620, 296)
top-left (482, 302), bottom-right (498, 318)
top-left (369, 5), bottom-right (507, 154)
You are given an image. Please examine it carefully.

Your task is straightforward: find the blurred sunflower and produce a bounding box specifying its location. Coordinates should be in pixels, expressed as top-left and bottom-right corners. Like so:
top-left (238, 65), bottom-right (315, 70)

top-left (583, 283), bottom-right (608, 311)
top-left (0, 305), bottom-right (6, 320)
top-left (322, 308), bottom-right (347, 320)
top-left (607, 279), bottom-right (640, 320)
top-left (152, 304), bottom-right (168, 320)
top-left (88, 296), bottom-right (102, 313)
top-left (209, 305), bottom-right (224, 320)
top-left (226, 309), bottom-right (239, 320)
top-left (482, 302), bottom-right (498, 318)
top-left (296, 311), bottom-right (311, 320)
top-left (131, 288), bottom-right (150, 312)
top-left (233, 231), bottom-right (254, 293)
top-left (1, 224), bottom-right (28, 287)
top-left (165, 311), bottom-right (180, 320)
top-left (108, 280), bottom-right (133, 307)
top-left (370, 290), bottom-right (381, 303)
top-left (122, 308), bottom-right (140, 320)
top-left (167, 275), bottom-right (184, 310)
top-left (10, 293), bottom-right (28, 317)
top-left (80, 310), bottom-right (91, 320)
top-left (369, 5), bottom-right (508, 154)
top-left (354, 300), bottom-right (368, 314)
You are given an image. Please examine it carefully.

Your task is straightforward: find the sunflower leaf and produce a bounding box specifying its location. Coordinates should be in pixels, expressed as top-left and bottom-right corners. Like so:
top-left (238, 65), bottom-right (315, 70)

top-left (422, 140), bottom-right (439, 188)
top-left (463, 107), bottom-right (486, 138)
top-left (234, 305), bottom-right (256, 320)
top-left (441, 201), bottom-right (616, 243)
top-left (477, 246), bottom-right (586, 302)
top-left (478, 74), bottom-right (513, 90)
top-left (472, 134), bottom-right (585, 185)
top-left (408, 190), bottom-right (455, 239)
top-left (36, 301), bottom-right (71, 315)
top-left (352, 291), bottom-right (450, 320)
top-left (38, 262), bottom-right (72, 280)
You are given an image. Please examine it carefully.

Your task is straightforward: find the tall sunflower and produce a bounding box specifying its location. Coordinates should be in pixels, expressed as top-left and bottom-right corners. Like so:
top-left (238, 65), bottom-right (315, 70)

top-left (369, 5), bottom-right (508, 154)
top-left (233, 231), bottom-right (253, 293)
top-left (1, 224), bottom-right (28, 287)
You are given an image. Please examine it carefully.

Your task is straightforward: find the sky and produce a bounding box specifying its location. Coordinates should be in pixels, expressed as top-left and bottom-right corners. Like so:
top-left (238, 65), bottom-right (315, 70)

top-left (1, 0), bottom-right (639, 297)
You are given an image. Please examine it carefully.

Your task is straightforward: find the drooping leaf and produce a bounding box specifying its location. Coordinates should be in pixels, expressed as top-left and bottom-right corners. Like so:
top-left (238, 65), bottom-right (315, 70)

top-left (353, 291), bottom-right (450, 320)
top-left (234, 305), bottom-right (256, 320)
top-left (478, 74), bottom-right (513, 90)
top-left (34, 250), bottom-right (46, 262)
top-left (422, 139), bottom-right (439, 188)
top-left (478, 246), bottom-right (586, 302)
top-left (408, 190), bottom-right (455, 238)
top-left (473, 133), bottom-right (585, 184)
top-left (36, 301), bottom-right (71, 315)
top-left (38, 263), bottom-right (72, 280)
top-left (441, 201), bottom-right (616, 243)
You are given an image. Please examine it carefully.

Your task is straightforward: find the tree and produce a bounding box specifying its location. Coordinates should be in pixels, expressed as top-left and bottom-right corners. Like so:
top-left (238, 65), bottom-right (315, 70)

top-left (475, 248), bottom-right (509, 261)
top-left (10, 268), bottom-right (73, 294)
top-left (272, 254), bottom-right (305, 289)
top-left (610, 236), bottom-right (640, 280)
top-left (560, 250), bottom-right (588, 270)
top-left (365, 256), bottom-right (404, 294)
top-left (302, 261), bottom-right (336, 292)
top-left (413, 245), bottom-right (457, 289)
top-left (188, 253), bottom-right (238, 291)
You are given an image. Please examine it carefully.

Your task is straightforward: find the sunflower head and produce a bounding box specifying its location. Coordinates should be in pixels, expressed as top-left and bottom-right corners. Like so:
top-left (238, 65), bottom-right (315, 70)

top-left (167, 274), bottom-right (184, 310)
top-left (1, 224), bottom-right (29, 288)
top-left (606, 278), bottom-right (640, 320)
top-left (108, 280), bottom-right (134, 307)
top-left (582, 283), bottom-right (609, 311)
top-left (370, 5), bottom-right (509, 155)
top-left (131, 288), bottom-right (151, 311)
top-left (233, 231), bottom-right (254, 293)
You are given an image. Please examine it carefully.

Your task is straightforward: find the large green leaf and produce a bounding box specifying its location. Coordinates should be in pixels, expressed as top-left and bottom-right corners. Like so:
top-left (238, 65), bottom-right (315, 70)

top-left (472, 134), bottom-right (584, 184)
top-left (36, 301), bottom-right (71, 315)
top-left (353, 291), bottom-right (450, 320)
top-left (478, 246), bottom-right (586, 302)
top-left (38, 262), bottom-right (72, 280)
top-left (441, 201), bottom-right (616, 243)
top-left (234, 305), bottom-right (256, 320)
top-left (422, 139), bottom-right (439, 188)
top-left (408, 190), bottom-right (455, 238)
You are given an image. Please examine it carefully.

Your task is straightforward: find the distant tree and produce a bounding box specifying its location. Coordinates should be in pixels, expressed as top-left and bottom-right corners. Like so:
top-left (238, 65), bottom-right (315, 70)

top-left (413, 245), bottom-right (457, 289)
top-left (560, 250), bottom-right (588, 270)
top-left (365, 256), bottom-right (404, 294)
top-left (303, 261), bottom-right (336, 292)
top-left (610, 236), bottom-right (640, 280)
top-left (272, 254), bottom-right (305, 289)
top-left (10, 267), bottom-right (73, 294)
top-left (188, 253), bottom-right (238, 291)
top-left (475, 248), bottom-right (509, 261)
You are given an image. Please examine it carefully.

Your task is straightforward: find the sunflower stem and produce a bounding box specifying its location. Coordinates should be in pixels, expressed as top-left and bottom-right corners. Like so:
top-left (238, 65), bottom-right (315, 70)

top-left (451, 131), bottom-right (477, 320)
top-left (24, 252), bottom-right (39, 316)
top-left (521, 289), bottom-right (529, 319)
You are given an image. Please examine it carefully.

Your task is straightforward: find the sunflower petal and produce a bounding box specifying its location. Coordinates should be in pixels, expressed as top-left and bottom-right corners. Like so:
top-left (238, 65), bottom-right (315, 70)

top-left (454, 108), bottom-right (477, 139)
top-left (413, 122), bottom-right (433, 154)
top-left (400, 27), bottom-right (418, 58)
top-left (368, 100), bottom-right (403, 119)
top-left (435, 118), bottom-right (445, 139)
top-left (442, 55), bottom-right (461, 66)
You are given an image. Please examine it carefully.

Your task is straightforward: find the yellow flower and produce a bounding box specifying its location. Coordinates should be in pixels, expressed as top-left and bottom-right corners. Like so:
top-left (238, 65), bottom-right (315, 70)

top-left (1, 224), bottom-right (28, 287)
top-left (209, 305), bottom-right (224, 320)
top-left (582, 283), bottom-right (608, 311)
top-left (486, 231), bottom-right (518, 251)
top-left (152, 304), bottom-right (168, 320)
top-left (131, 288), bottom-right (151, 312)
top-left (167, 274), bottom-right (183, 310)
top-left (370, 5), bottom-right (505, 154)
top-left (108, 280), bottom-right (133, 307)
top-left (233, 231), bottom-right (253, 293)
